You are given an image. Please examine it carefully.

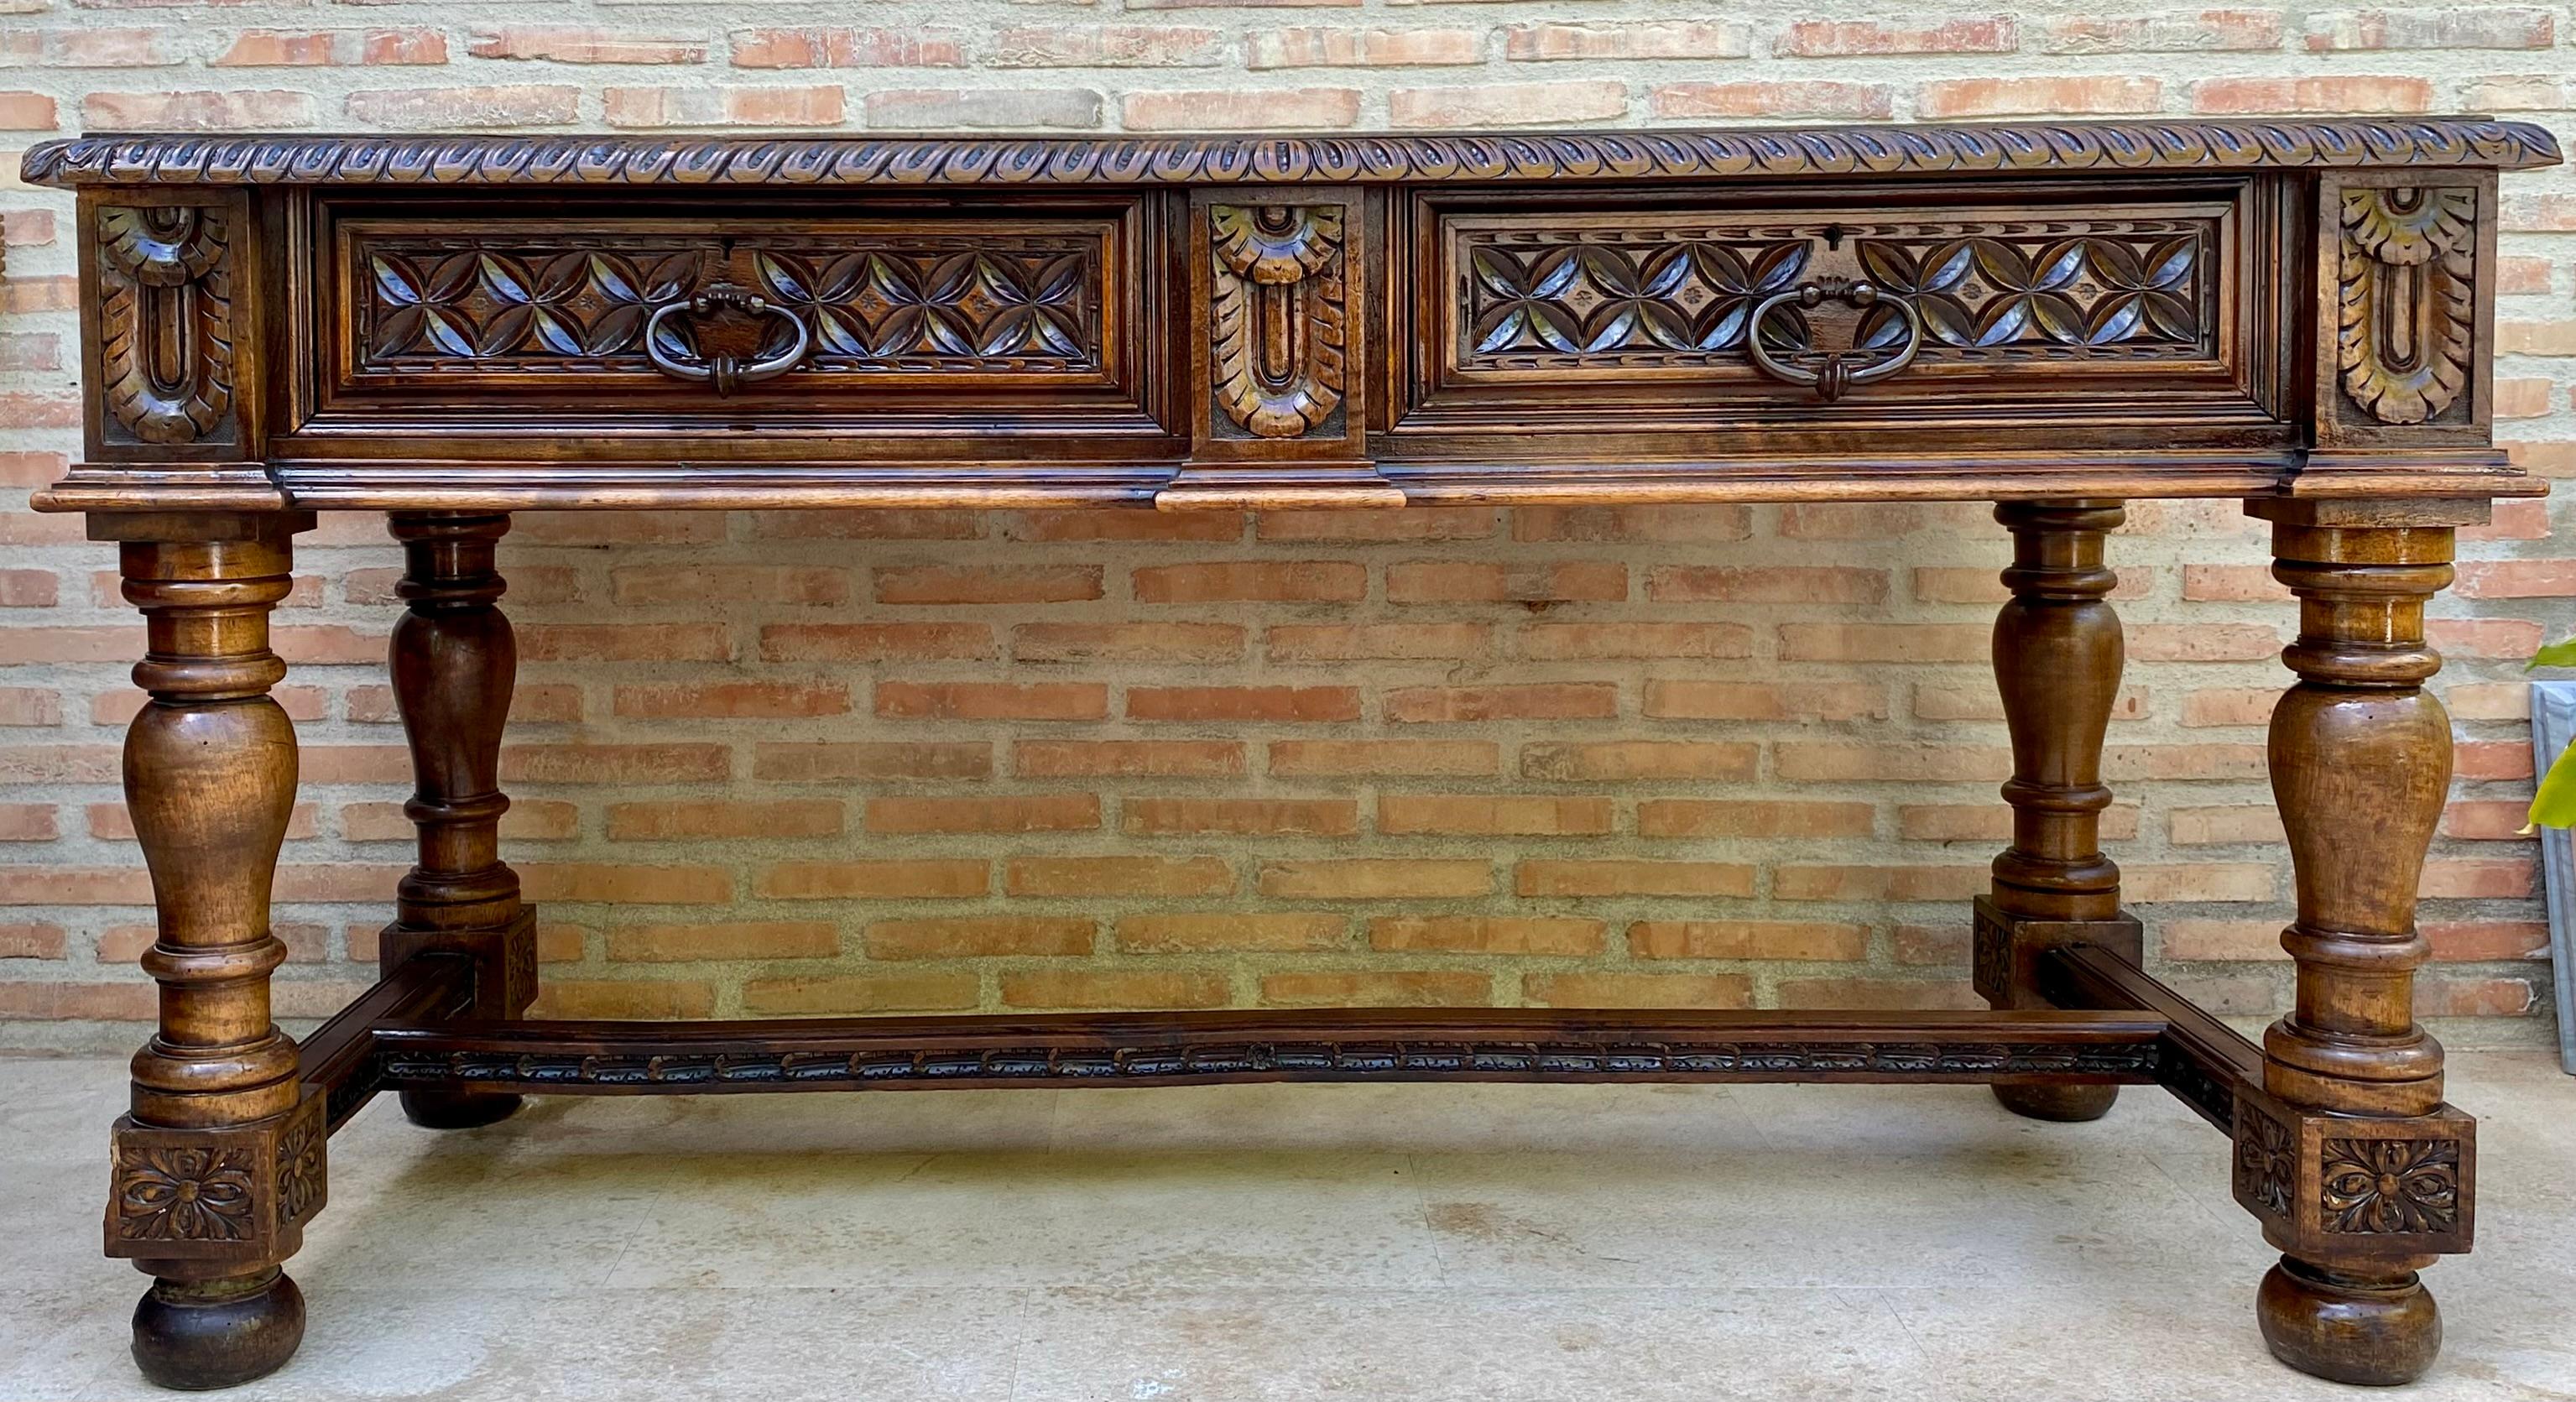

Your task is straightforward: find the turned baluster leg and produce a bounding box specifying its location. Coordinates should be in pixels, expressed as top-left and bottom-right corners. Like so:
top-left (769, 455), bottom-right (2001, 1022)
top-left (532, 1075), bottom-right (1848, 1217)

top-left (1976, 500), bottom-right (2143, 1123)
top-left (383, 512), bottom-right (534, 1129)
top-left (2231, 501), bottom-right (2479, 1386)
top-left (102, 513), bottom-right (321, 1389)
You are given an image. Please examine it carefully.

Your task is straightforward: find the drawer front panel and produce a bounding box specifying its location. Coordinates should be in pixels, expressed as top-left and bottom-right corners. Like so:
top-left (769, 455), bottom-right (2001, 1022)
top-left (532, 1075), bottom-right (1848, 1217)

top-left (1453, 213), bottom-right (2213, 375)
top-left (352, 229), bottom-right (1108, 379)
top-left (1404, 182), bottom-right (2281, 441)
top-left (315, 204), bottom-right (1155, 430)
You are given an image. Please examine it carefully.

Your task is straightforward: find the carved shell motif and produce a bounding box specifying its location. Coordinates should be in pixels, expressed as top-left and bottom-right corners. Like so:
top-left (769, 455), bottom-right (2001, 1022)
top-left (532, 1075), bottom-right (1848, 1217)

top-left (96, 206), bottom-right (236, 446)
top-left (2337, 187), bottom-right (2475, 426)
top-left (1208, 205), bottom-right (1347, 439)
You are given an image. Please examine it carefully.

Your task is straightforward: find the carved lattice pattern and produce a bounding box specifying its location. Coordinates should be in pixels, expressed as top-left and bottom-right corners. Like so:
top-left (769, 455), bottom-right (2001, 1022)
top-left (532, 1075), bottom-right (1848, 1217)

top-left (1455, 220), bottom-right (2210, 372)
top-left (353, 233), bottom-right (1103, 375)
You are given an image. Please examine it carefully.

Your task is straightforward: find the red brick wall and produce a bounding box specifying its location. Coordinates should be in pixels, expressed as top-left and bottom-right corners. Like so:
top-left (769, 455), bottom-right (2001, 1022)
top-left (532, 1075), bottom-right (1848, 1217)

top-left (0, 8), bottom-right (2568, 1048)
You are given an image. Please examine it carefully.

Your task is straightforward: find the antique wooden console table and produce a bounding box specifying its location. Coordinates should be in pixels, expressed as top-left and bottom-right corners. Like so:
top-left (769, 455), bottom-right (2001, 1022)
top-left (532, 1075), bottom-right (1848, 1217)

top-left (23, 117), bottom-right (2559, 1389)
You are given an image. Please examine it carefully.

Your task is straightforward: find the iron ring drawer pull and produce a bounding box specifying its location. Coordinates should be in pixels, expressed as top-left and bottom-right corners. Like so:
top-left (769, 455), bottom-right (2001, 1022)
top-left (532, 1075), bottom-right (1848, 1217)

top-left (1745, 279), bottom-right (1924, 403)
top-left (643, 283), bottom-right (811, 397)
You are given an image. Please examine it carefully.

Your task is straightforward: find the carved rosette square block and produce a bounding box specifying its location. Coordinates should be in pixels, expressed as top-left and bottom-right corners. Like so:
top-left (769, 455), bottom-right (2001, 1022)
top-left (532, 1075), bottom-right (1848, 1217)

top-left (2229, 1086), bottom-right (2473, 1261)
top-left (106, 1091), bottom-right (326, 1266)
top-left (380, 905), bottom-right (539, 1020)
top-left (1970, 895), bottom-right (2144, 1006)
top-left (92, 200), bottom-right (239, 451)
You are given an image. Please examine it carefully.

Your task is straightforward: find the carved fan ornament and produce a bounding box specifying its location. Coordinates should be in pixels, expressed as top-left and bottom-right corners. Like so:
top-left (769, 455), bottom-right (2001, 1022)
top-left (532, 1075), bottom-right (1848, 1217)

top-left (1208, 204), bottom-right (1348, 438)
top-left (2337, 187), bottom-right (2475, 425)
top-left (96, 206), bottom-right (235, 446)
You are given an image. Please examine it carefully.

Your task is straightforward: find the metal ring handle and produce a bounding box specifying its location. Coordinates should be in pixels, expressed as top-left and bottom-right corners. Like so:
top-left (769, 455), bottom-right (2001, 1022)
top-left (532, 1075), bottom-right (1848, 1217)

top-left (1744, 279), bottom-right (1923, 403)
top-left (643, 284), bottom-right (811, 398)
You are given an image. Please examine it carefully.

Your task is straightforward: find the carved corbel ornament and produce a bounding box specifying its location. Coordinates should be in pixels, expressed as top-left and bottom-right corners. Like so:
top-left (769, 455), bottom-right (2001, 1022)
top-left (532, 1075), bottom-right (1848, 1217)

top-left (1208, 204), bottom-right (1347, 439)
top-left (2335, 187), bottom-right (2474, 426)
top-left (96, 205), bottom-right (237, 446)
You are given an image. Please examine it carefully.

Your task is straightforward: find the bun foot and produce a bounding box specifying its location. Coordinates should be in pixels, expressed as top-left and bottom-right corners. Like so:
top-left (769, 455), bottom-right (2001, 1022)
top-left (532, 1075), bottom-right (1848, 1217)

top-left (131, 1269), bottom-right (305, 1391)
top-left (1991, 1082), bottom-right (2119, 1122)
top-left (2258, 1256), bottom-right (2440, 1386)
top-left (399, 1087), bottom-right (522, 1130)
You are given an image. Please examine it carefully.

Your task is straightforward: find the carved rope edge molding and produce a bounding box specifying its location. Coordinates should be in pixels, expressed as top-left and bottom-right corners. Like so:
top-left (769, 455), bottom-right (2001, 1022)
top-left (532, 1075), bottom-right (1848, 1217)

top-left (21, 119), bottom-right (2562, 189)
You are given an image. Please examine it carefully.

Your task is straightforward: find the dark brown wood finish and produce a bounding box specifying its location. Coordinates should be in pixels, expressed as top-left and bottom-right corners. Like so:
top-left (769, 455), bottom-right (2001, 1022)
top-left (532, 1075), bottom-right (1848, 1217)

top-left (22, 119), bottom-right (2554, 1390)
top-left (367, 1006), bottom-right (2169, 1093)
top-left (382, 512), bottom-right (534, 1130)
top-left (1977, 501), bottom-right (2144, 1123)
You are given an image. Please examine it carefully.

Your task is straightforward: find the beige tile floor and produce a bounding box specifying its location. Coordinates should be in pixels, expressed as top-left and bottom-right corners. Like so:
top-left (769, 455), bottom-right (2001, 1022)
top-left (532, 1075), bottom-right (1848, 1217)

top-left (3, 1050), bottom-right (2571, 1401)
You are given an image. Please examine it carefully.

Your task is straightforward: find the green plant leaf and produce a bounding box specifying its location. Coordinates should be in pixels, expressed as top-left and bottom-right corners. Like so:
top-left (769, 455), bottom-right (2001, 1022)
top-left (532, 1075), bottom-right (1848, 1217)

top-left (2527, 638), bottom-right (2576, 670)
top-left (2527, 742), bottom-right (2576, 830)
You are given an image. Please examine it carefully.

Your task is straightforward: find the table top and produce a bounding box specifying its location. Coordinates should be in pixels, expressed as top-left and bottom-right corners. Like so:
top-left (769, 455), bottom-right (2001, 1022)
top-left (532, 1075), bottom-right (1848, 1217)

top-left (28, 117), bottom-right (2562, 515)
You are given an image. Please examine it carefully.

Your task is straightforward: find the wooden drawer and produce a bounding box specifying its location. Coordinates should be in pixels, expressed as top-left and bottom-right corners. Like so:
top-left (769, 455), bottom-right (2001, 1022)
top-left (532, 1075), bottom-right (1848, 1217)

top-left (305, 199), bottom-right (1165, 441)
top-left (1392, 180), bottom-right (2289, 447)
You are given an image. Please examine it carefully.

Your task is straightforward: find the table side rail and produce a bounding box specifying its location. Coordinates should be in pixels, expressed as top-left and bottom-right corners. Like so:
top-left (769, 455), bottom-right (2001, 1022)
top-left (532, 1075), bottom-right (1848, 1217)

top-left (2041, 941), bottom-right (2263, 1132)
top-left (296, 953), bottom-right (477, 1130)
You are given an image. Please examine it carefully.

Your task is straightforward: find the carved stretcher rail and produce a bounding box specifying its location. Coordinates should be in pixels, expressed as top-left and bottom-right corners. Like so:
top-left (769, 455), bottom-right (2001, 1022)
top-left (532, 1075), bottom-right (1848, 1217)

top-left (295, 952), bottom-right (473, 1130)
top-left (2040, 942), bottom-right (2262, 1132)
top-left (362, 1006), bottom-right (2169, 1094)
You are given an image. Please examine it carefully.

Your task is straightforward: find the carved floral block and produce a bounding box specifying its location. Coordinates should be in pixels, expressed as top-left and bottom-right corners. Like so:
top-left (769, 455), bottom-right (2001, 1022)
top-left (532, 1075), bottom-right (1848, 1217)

top-left (2336, 186), bottom-right (2476, 426)
top-left (96, 204), bottom-right (236, 446)
top-left (2229, 1086), bottom-right (2473, 1259)
top-left (106, 1092), bottom-right (326, 1264)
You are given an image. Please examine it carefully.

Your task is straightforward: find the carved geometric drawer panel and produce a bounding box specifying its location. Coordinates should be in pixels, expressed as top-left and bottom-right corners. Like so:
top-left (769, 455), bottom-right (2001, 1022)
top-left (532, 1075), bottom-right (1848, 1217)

top-left (1409, 189), bottom-right (2275, 443)
top-left (327, 212), bottom-right (1136, 400)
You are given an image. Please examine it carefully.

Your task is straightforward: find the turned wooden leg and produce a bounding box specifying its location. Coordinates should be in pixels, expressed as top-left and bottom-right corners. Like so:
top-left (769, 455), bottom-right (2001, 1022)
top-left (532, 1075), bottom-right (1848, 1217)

top-left (383, 513), bottom-right (533, 1130)
top-left (101, 513), bottom-right (321, 1389)
top-left (2236, 500), bottom-right (2480, 1386)
top-left (1977, 501), bottom-right (2144, 1123)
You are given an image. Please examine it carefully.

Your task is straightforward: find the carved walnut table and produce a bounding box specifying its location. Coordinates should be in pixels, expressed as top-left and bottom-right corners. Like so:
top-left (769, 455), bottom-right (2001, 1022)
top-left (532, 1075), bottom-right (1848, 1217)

top-left (21, 117), bottom-right (2559, 1390)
